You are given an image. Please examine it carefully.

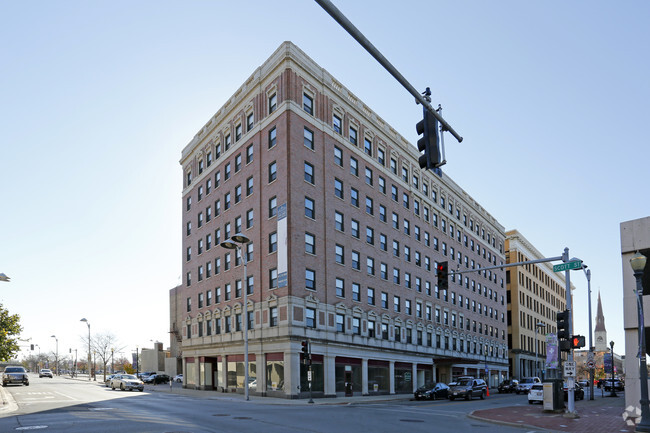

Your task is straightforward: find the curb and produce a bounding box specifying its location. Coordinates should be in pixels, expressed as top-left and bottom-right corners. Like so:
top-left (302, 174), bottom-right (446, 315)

top-left (0, 385), bottom-right (18, 414)
top-left (467, 410), bottom-right (552, 432)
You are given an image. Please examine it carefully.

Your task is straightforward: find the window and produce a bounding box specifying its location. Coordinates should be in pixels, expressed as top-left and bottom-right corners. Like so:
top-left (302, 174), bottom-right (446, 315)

top-left (334, 146), bottom-right (343, 166)
top-left (405, 299), bottom-right (412, 315)
top-left (334, 178), bottom-right (343, 199)
top-left (366, 226), bottom-right (375, 245)
top-left (392, 240), bottom-right (399, 257)
top-left (304, 162), bottom-right (315, 184)
top-left (306, 269), bottom-right (316, 290)
top-left (186, 297), bottom-right (191, 312)
top-left (306, 307), bottom-right (316, 328)
top-left (365, 197), bottom-right (373, 215)
top-left (247, 112), bottom-right (254, 131)
top-left (235, 153), bottom-right (242, 172)
top-left (350, 157), bottom-right (358, 176)
top-left (367, 287), bottom-right (375, 305)
top-left (336, 313), bottom-right (345, 332)
top-left (368, 320), bottom-right (376, 338)
top-left (352, 283), bottom-right (360, 301)
top-left (304, 127), bottom-right (314, 150)
top-left (198, 186), bottom-right (204, 201)
top-left (270, 306), bottom-right (278, 327)
top-left (364, 138), bottom-right (372, 156)
top-left (225, 163), bottom-right (231, 180)
top-left (391, 185), bottom-right (398, 202)
top-left (199, 160), bottom-right (204, 175)
top-left (215, 171), bottom-right (221, 188)
top-left (186, 246), bottom-right (191, 262)
top-left (186, 196), bottom-right (191, 212)
top-left (335, 244), bottom-right (344, 264)
top-left (349, 127), bottom-right (357, 145)
top-left (350, 188), bottom-right (359, 207)
top-left (392, 213), bottom-right (399, 230)
top-left (206, 179), bottom-right (212, 195)
top-left (235, 124), bottom-right (242, 141)
top-left (393, 268), bottom-right (400, 284)
top-left (268, 127), bottom-right (277, 149)
top-left (268, 161), bottom-right (277, 183)
top-left (333, 115), bottom-right (342, 134)
top-left (336, 278), bottom-right (344, 297)
top-left (246, 176), bottom-right (254, 196)
top-left (303, 93), bottom-right (313, 115)
top-left (365, 167), bottom-right (373, 186)
top-left (269, 93), bottom-right (277, 113)
top-left (381, 323), bottom-right (389, 339)
top-left (335, 211), bottom-right (344, 231)
top-left (351, 250), bottom-right (360, 270)
top-left (380, 262), bottom-right (387, 280)
top-left (351, 219), bottom-right (359, 238)
top-left (379, 205), bottom-right (386, 223)
top-left (269, 196), bottom-right (277, 217)
top-left (225, 134), bottom-right (231, 151)
top-left (246, 209), bottom-right (254, 228)
top-left (352, 317), bottom-right (360, 335)
top-left (304, 197), bottom-right (315, 219)
top-left (390, 158), bottom-right (397, 174)
top-left (246, 143), bottom-right (254, 164)
top-left (394, 296), bottom-right (401, 313)
top-left (305, 233), bottom-right (315, 254)
top-left (380, 234), bottom-right (387, 251)
top-left (377, 148), bottom-right (385, 166)
top-left (366, 257), bottom-right (375, 275)
top-left (270, 268), bottom-right (278, 289)
top-left (234, 185), bottom-right (242, 203)
top-left (381, 292), bottom-right (388, 309)
top-left (224, 193), bottom-right (230, 210)
top-left (378, 176), bottom-right (386, 194)
top-left (269, 232), bottom-right (277, 253)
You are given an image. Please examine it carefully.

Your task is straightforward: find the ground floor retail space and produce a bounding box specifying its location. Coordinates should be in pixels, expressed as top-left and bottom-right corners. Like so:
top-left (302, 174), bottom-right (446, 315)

top-left (182, 346), bottom-right (509, 399)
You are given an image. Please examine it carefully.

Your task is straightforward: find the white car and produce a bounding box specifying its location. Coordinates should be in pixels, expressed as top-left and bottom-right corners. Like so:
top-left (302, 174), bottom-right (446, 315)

top-left (528, 384), bottom-right (544, 404)
top-left (174, 374), bottom-right (183, 383)
top-left (110, 374), bottom-right (144, 392)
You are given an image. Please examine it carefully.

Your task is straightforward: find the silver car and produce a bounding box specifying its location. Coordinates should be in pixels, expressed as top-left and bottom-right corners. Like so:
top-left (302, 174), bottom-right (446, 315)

top-left (110, 374), bottom-right (144, 392)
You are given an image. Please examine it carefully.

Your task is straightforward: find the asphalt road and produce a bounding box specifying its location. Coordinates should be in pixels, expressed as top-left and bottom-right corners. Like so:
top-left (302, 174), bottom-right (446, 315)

top-left (0, 374), bottom-right (535, 433)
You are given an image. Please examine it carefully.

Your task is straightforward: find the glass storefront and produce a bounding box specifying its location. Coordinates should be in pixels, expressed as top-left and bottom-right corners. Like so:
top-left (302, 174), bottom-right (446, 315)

top-left (335, 357), bottom-right (361, 393)
top-left (367, 360), bottom-right (389, 394)
top-left (226, 356), bottom-right (256, 388)
top-left (266, 353), bottom-right (284, 392)
top-left (394, 362), bottom-right (412, 393)
top-left (300, 355), bottom-right (324, 392)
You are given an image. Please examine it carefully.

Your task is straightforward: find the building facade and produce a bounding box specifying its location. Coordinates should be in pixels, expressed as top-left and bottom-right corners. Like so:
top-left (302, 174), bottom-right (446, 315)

top-left (171, 42), bottom-right (509, 399)
top-left (505, 230), bottom-right (572, 380)
top-left (621, 216), bottom-right (650, 413)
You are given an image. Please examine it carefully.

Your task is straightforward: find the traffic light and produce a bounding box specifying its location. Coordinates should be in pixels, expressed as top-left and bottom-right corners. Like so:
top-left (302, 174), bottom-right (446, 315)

top-left (556, 310), bottom-right (570, 352)
top-left (301, 340), bottom-right (310, 365)
top-left (437, 261), bottom-right (449, 291)
top-left (416, 107), bottom-right (441, 170)
top-left (30, 344), bottom-right (34, 351)
top-left (571, 335), bottom-right (586, 349)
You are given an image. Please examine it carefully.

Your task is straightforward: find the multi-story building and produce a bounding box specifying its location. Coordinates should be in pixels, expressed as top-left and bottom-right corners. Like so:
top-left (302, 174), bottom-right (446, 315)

top-left (171, 41), bottom-right (509, 399)
top-left (505, 229), bottom-right (573, 380)
top-left (621, 216), bottom-right (650, 413)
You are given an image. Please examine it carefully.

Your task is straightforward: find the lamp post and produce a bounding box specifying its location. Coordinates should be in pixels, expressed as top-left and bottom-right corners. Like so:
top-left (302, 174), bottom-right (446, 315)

top-left (221, 233), bottom-right (251, 401)
top-left (50, 335), bottom-right (58, 376)
top-left (111, 348), bottom-right (114, 374)
top-left (631, 252), bottom-right (650, 431)
top-left (35, 344), bottom-right (40, 372)
top-left (74, 349), bottom-right (77, 377)
top-left (609, 341), bottom-right (616, 397)
top-left (579, 265), bottom-right (595, 400)
top-left (535, 322), bottom-right (546, 380)
top-left (80, 318), bottom-right (91, 381)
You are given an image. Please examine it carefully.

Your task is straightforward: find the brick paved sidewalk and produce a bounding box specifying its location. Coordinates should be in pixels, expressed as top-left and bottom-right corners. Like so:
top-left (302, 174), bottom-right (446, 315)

top-left (470, 395), bottom-right (633, 433)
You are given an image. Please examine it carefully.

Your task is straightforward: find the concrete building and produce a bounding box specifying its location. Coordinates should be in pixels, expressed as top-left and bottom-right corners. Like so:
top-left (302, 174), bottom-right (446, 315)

top-left (621, 216), bottom-right (650, 413)
top-left (171, 41), bottom-right (509, 399)
top-left (140, 342), bottom-right (168, 374)
top-left (505, 229), bottom-right (573, 380)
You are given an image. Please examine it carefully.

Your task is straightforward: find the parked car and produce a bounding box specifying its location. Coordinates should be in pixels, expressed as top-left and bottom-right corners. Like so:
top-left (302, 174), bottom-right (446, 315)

top-left (144, 374), bottom-right (170, 384)
top-left (414, 382), bottom-right (450, 400)
top-left (104, 374), bottom-right (117, 387)
top-left (515, 377), bottom-right (541, 394)
top-left (2, 366), bottom-right (29, 387)
top-left (528, 384), bottom-right (544, 404)
top-left (604, 379), bottom-right (624, 391)
top-left (110, 374), bottom-right (144, 392)
top-left (497, 379), bottom-right (519, 393)
top-left (174, 374), bottom-right (183, 383)
top-left (39, 369), bottom-right (53, 378)
top-left (564, 382), bottom-right (585, 400)
top-left (577, 380), bottom-right (589, 388)
top-left (448, 377), bottom-right (487, 401)
top-left (137, 371), bottom-right (155, 381)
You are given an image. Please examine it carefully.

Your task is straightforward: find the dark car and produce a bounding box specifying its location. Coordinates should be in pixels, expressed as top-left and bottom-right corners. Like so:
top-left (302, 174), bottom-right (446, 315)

top-left (2, 366), bottom-right (29, 387)
top-left (414, 382), bottom-right (450, 400)
top-left (144, 374), bottom-right (170, 384)
top-left (137, 371), bottom-right (155, 381)
top-left (497, 379), bottom-right (519, 393)
top-left (448, 377), bottom-right (487, 401)
top-left (563, 382), bottom-right (584, 400)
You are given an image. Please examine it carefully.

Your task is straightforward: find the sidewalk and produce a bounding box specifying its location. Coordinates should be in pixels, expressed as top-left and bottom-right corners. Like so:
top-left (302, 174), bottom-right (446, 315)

top-left (469, 393), bottom-right (632, 433)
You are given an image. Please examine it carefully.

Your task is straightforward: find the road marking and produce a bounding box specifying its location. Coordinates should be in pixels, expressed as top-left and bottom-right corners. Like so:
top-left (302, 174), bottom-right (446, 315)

top-left (15, 427), bottom-right (48, 431)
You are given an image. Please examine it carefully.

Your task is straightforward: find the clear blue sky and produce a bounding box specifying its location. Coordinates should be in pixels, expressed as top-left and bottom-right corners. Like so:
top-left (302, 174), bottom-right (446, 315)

top-left (1, 0), bottom-right (647, 362)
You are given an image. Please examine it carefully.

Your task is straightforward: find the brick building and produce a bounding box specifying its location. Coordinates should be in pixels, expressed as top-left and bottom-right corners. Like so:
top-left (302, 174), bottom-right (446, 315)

top-left (171, 42), bottom-right (509, 398)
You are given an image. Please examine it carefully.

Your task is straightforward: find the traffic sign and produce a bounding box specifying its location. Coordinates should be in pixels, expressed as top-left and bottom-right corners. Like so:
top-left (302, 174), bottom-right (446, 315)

top-left (587, 360), bottom-right (595, 369)
top-left (564, 361), bottom-right (576, 377)
top-left (553, 260), bottom-right (583, 272)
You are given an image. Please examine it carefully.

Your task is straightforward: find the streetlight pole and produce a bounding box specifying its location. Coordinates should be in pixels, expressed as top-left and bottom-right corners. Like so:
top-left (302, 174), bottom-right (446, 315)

top-left (80, 318), bottom-right (91, 381)
top-left (50, 335), bottom-right (58, 376)
top-left (610, 341), bottom-right (616, 397)
top-left (535, 323), bottom-right (545, 380)
top-left (579, 266), bottom-right (595, 400)
top-left (631, 252), bottom-right (650, 432)
top-left (111, 348), bottom-right (114, 374)
top-left (221, 233), bottom-right (251, 401)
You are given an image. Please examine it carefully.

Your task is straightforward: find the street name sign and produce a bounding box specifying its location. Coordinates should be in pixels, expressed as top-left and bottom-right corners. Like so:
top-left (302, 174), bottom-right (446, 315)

top-left (553, 261), bottom-right (582, 272)
top-left (564, 361), bottom-right (576, 377)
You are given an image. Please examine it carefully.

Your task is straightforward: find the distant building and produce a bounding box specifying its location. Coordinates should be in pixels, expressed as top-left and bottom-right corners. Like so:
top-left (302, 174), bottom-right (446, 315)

top-left (594, 292), bottom-right (608, 352)
top-left (140, 342), bottom-right (167, 373)
top-left (171, 41), bottom-right (509, 399)
top-left (505, 230), bottom-right (573, 380)
top-left (621, 216), bottom-right (650, 413)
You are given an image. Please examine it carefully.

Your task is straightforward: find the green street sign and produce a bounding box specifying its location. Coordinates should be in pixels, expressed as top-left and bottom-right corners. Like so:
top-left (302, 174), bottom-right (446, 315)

top-left (553, 261), bottom-right (582, 272)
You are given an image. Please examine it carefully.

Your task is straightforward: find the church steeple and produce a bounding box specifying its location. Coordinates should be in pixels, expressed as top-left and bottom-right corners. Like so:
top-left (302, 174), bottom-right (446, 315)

top-left (594, 291), bottom-right (608, 351)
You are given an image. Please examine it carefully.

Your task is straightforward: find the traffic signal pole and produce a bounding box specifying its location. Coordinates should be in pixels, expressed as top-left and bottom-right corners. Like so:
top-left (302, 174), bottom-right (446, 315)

top-left (562, 248), bottom-right (577, 416)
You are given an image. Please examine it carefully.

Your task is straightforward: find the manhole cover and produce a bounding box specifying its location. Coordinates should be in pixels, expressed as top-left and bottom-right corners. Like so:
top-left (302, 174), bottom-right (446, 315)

top-left (399, 419), bottom-right (424, 423)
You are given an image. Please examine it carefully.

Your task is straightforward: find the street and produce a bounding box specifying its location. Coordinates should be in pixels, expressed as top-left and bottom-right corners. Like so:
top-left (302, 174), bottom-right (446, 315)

top-left (0, 374), bottom-right (536, 433)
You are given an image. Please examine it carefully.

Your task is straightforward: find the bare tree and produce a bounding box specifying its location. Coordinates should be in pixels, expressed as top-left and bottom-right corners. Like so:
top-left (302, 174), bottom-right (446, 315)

top-left (81, 332), bottom-right (124, 382)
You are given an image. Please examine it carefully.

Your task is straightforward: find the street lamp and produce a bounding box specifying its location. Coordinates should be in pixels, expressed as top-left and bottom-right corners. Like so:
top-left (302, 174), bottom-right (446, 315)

top-left (50, 335), bottom-right (58, 376)
top-left (609, 340), bottom-right (616, 397)
top-left (0, 273), bottom-right (10, 282)
top-left (579, 265), bottom-right (595, 400)
top-left (535, 322), bottom-right (546, 379)
top-left (35, 344), bottom-right (40, 372)
top-left (220, 233), bottom-right (251, 401)
top-left (631, 252), bottom-right (650, 431)
top-left (80, 318), bottom-right (92, 381)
